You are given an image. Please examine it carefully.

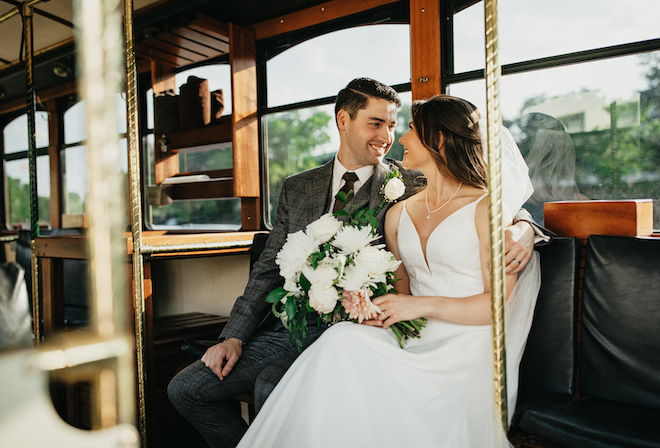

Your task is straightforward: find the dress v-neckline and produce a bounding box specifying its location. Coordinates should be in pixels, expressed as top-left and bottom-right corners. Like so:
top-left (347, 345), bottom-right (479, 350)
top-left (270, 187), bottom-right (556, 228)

top-left (402, 194), bottom-right (487, 273)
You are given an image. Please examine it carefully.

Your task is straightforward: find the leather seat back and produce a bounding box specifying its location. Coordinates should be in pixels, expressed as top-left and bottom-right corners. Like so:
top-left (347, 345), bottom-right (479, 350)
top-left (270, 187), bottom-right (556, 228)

top-left (580, 235), bottom-right (660, 409)
top-left (519, 237), bottom-right (581, 395)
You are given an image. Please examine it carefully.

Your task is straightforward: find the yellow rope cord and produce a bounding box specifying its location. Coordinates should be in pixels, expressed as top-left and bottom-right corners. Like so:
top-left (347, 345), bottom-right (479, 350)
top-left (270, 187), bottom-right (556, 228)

top-left (485, 0), bottom-right (508, 432)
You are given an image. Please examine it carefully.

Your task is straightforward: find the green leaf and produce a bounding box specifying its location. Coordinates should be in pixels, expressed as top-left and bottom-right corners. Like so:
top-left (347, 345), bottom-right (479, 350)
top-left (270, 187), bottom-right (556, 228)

top-left (285, 295), bottom-right (297, 319)
top-left (265, 287), bottom-right (288, 303)
top-left (300, 272), bottom-right (311, 291)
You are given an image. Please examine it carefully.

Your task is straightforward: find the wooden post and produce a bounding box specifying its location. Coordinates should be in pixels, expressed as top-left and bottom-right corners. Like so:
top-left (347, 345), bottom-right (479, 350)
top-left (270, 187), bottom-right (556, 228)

top-left (230, 23), bottom-right (261, 229)
top-left (410, 0), bottom-right (442, 101)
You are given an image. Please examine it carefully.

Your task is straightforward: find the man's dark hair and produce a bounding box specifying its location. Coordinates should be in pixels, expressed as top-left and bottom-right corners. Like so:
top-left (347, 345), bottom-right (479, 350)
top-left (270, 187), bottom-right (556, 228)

top-left (335, 78), bottom-right (402, 121)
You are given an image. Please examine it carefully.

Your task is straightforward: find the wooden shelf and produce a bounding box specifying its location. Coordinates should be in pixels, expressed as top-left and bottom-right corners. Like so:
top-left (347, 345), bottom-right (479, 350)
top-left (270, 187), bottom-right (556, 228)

top-left (149, 21), bottom-right (259, 228)
top-left (161, 116), bottom-right (232, 150)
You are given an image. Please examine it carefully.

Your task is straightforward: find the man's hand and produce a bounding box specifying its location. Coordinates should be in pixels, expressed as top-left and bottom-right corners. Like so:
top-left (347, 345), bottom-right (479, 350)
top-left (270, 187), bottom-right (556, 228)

top-left (504, 220), bottom-right (534, 273)
top-left (200, 338), bottom-right (243, 380)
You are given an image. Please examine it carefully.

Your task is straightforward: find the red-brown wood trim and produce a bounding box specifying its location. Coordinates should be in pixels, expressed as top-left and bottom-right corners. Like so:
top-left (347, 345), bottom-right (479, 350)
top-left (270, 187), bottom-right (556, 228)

top-left (410, 0), bottom-right (442, 101)
top-left (250, 0), bottom-right (401, 41)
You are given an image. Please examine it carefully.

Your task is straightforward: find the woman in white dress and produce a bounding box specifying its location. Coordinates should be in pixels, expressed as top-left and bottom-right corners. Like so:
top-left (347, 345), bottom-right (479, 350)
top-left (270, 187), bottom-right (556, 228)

top-left (236, 95), bottom-right (541, 448)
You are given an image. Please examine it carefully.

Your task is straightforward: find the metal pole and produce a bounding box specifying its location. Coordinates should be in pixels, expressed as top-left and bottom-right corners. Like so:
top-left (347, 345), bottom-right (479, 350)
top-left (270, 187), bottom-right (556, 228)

top-left (123, 0), bottom-right (148, 444)
top-left (22, 0), bottom-right (41, 345)
top-left (23, 3), bottom-right (39, 236)
top-left (484, 0), bottom-right (508, 433)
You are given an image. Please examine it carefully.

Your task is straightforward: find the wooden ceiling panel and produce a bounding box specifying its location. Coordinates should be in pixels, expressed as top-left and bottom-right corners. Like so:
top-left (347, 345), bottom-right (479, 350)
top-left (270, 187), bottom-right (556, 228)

top-left (137, 14), bottom-right (230, 68)
top-left (135, 43), bottom-right (192, 67)
top-left (169, 28), bottom-right (229, 54)
top-left (141, 38), bottom-right (208, 63)
top-left (157, 33), bottom-right (224, 59)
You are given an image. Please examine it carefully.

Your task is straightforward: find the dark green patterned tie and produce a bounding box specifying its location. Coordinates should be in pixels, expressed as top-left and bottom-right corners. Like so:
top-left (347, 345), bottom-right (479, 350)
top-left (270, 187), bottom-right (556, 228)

top-left (333, 172), bottom-right (358, 213)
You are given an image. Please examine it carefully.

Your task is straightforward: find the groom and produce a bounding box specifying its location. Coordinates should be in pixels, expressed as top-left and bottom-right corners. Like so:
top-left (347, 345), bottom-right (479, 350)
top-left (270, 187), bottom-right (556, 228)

top-left (167, 78), bottom-right (540, 448)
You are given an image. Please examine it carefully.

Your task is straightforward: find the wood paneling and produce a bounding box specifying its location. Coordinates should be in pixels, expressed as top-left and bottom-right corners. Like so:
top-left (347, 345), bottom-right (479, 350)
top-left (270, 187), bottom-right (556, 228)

top-left (230, 23), bottom-right (259, 199)
top-left (250, 0), bottom-right (400, 41)
top-left (34, 235), bottom-right (89, 259)
top-left (410, 0), bottom-right (442, 100)
top-left (241, 197), bottom-right (261, 231)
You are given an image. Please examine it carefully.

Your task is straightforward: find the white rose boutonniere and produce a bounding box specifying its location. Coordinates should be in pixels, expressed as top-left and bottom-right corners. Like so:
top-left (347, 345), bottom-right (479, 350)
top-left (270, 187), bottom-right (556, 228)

top-left (374, 167), bottom-right (406, 215)
top-left (381, 169), bottom-right (406, 202)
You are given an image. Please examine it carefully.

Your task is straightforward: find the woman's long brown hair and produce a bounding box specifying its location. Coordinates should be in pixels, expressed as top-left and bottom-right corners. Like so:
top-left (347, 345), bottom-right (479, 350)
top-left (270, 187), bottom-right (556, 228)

top-left (411, 94), bottom-right (487, 189)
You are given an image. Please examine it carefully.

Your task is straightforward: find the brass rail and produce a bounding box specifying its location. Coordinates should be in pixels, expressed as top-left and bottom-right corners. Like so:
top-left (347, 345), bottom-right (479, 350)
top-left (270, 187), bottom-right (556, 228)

top-left (123, 0), bottom-right (148, 443)
top-left (484, 0), bottom-right (508, 432)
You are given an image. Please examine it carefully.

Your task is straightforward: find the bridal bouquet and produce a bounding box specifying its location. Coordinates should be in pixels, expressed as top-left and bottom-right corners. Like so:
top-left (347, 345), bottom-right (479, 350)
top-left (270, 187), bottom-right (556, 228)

top-left (266, 169), bottom-right (427, 350)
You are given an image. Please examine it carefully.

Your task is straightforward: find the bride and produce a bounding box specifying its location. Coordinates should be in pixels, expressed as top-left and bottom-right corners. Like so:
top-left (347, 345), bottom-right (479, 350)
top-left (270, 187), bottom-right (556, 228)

top-left (236, 95), bottom-right (541, 448)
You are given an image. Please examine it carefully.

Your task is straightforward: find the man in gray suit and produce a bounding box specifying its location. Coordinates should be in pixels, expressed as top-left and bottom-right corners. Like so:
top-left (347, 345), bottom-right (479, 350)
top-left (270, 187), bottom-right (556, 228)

top-left (168, 78), bottom-right (539, 448)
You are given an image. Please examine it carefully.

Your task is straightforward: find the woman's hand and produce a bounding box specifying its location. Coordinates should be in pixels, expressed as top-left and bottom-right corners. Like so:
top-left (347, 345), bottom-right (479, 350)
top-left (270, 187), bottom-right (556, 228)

top-left (370, 293), bottom-right (429, 329)
top-left (504, 220), bottom-right (534, 273)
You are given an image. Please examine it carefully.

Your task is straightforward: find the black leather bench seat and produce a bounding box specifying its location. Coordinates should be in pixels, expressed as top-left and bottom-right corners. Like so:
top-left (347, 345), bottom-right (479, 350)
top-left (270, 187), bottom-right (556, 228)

top-left (521, 398), bottom-right (660, 448)
top-left (517, 235), bottom-right (660, 448)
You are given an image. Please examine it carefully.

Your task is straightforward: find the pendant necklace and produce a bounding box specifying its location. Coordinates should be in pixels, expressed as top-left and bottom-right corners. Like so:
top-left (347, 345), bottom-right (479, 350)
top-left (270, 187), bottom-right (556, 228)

top-left (425, 182), bottom-right (462, 219)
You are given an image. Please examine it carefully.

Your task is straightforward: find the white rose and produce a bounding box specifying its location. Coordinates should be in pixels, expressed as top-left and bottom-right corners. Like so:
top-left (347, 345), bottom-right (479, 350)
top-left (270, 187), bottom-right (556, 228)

top-left (383, 177), bottom-right (406, 202)
top-left (276, 230), bottom-right (317, 280)
top-left (302, 264), bottom-right (338, 289)
top-left (331, 225), bottom-right (379, 255)
top-left (306, 214), bottom-right (343, 245)
top-left (309, 285), bottom-right (339, 314)
top-left (356, 246), bottom-right (401, 277)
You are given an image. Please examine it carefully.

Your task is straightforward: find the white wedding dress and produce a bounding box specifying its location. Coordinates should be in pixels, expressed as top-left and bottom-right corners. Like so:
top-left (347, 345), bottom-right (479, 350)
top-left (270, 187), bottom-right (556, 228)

top-left (237, 197), bottom-right (541, 448)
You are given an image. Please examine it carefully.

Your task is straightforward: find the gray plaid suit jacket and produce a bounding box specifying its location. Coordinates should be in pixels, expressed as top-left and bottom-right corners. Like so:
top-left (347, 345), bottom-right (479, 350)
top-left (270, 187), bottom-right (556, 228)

top-left (220, 158), bottom-right (422, 342)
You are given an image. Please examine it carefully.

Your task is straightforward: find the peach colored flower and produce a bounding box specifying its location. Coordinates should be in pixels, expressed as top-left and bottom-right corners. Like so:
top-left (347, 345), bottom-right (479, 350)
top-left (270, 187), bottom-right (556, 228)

top-left (341, 289), bottom-right (382, 323)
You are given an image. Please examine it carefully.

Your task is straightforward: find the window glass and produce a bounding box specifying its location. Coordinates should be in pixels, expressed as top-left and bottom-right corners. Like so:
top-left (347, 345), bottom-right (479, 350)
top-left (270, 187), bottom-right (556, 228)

top-left (5, 156), bottom-right (50, 228)
top-left (266, 92), bottom-right (412, 224)
top-left (147, 88), bottom-right (154, 130)
top-left (266, 24), bottom-right (411, 107)
top-left (64, 101), bottom-right (86, 145)
top-left (178, 142), bottom-right (232, 172)
top-left (64, 95), bottom-right (127, 144)
top-left (3, 112), bottom-right (50, 228)
top-left (266, 104), bottom-right (336, 220)
top-left (449, 52), bottom-right (660, 228)
top-left (454, 0), bottom-right (660, 73)
top-left (62, 94), bottom-right (129, 216)
top-left (62, 145), bottom-right (87, 215)
top-left (3, 112), bottom-right (49, 154)
top-left (149, 197), bottom-right (242, 230)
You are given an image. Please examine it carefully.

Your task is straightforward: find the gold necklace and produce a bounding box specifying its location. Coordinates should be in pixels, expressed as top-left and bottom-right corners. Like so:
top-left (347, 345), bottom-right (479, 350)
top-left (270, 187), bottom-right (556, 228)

top-left (425, 182), bottom-right (462, 219)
